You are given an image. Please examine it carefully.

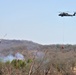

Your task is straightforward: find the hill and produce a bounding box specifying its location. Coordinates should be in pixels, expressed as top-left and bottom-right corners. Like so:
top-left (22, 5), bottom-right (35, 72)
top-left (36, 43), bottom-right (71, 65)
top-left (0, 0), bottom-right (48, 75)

top-left (0, 39), bottom-right (42, 50)
top-left (0, 39), bottom-right (76, 57)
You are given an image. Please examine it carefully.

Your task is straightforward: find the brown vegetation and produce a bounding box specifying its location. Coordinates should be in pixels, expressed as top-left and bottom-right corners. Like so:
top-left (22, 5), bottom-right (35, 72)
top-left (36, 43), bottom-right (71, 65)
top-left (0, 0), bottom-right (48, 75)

top-left (0, 40), bottom-right (76, 75)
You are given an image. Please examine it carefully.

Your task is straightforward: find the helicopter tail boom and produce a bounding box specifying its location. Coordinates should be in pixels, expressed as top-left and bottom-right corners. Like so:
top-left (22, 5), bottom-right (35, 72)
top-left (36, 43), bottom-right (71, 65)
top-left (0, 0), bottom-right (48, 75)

top-left (73, 12), bottom-right (76, 16)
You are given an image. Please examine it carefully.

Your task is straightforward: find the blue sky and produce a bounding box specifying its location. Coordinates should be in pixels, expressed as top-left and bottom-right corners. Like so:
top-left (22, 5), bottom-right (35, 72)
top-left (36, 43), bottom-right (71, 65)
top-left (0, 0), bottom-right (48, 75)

top-left (0, 0), bottom-right (76, 44)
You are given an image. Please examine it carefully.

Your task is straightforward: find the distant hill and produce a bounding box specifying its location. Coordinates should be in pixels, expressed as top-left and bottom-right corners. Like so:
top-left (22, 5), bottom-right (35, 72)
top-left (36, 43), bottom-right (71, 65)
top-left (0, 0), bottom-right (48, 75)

top-left (0, 39), bottom-right (76, 56)
top-left (0, 39), bottom-right (42, 52)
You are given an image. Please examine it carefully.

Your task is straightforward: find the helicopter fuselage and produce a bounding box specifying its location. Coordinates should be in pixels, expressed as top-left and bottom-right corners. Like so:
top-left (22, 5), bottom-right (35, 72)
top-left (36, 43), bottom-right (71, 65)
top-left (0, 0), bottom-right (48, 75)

top-left (59, 12), bottom-right (76, 17)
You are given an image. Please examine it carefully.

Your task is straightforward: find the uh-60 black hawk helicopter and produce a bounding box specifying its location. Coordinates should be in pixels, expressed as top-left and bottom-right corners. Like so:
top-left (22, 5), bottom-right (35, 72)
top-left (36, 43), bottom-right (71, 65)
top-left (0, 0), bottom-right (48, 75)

top-left (58, 12), bottom-right (76, 17)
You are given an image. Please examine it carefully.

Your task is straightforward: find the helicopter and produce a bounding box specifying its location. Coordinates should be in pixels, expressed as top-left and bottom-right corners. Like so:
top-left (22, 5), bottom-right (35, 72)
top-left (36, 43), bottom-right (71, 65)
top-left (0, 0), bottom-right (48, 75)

top-left (58, 12), bottom-right (76, 17)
